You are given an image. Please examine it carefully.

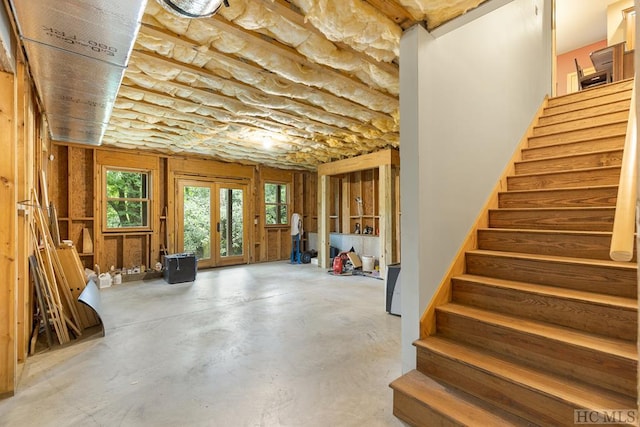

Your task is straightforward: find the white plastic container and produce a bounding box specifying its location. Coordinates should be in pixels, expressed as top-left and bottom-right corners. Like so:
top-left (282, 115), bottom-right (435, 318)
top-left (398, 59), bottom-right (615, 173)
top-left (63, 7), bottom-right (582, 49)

top-left (362, 255), bottom-right (375, 272)
top-left (98, 273), bottom-right (112, 289)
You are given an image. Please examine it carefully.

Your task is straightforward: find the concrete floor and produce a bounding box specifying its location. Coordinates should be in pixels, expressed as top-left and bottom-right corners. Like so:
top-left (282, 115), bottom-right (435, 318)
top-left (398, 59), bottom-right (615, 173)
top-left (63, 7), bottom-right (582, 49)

top-left (0, 261), bottom-right (405, 427)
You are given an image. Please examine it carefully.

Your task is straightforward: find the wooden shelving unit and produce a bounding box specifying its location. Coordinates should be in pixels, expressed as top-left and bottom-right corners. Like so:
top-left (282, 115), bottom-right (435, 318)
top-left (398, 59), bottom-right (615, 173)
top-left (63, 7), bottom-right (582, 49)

top-left (317, 149), bottom-right (400, 275)
top-left (49, 145), bottom-right (96, 269)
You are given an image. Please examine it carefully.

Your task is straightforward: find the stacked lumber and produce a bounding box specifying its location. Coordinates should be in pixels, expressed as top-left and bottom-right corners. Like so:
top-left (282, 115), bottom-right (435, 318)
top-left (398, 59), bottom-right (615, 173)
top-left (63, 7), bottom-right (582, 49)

top-left (28, 189), bottom-right (98, 346)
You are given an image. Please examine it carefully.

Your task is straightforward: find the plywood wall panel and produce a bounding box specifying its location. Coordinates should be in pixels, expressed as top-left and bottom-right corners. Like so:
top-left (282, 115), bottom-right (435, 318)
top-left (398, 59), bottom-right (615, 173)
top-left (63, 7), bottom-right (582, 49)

top-left (102, 236), bottom-right (122, 271)
top-left (69, 147), bottom-right (93, 218)
top-left (49, 145), bottom-right (68, 217)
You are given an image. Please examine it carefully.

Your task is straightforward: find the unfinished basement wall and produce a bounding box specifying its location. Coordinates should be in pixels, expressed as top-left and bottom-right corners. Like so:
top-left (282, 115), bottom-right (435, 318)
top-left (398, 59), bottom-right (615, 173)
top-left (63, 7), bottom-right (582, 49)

top-left (0, 61), bottom-right (41, 396)
top-left (48, 143), bottom-right (317, 273)
top-left (400, 0), bottom-right (553, 372)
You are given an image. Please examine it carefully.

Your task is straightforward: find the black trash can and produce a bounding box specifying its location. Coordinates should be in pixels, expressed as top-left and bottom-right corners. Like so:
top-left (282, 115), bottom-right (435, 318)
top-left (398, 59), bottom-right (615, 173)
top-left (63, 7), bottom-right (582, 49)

top-left (164, 253), bottom-right (197, 284)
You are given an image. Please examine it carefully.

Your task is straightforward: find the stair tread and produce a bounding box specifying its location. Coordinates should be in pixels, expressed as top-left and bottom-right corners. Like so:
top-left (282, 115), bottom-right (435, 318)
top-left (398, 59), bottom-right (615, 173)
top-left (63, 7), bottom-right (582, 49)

top-left (515, 148), bottom-right (623, 165)
top-left (547, 79), bottom-right (633, 106)
top-left (438, 303), bottom-right (637, 360)
top-left (509, 164), bottom-right (620, 178)
top-left (499, 184), bottom-right (618, 196)
top-left (541, 98), bottom-right (631, 121)
top-left (479, 227), bottom-right (613, 237)
top-left (415, 337), bottom-right (636, 409)
top-left (455, 273), bottom-right (637, 309)
top-left (490, 206), bottom-right (614, 212)
top-left (468, 249), bottom-right (636, 269)
top-left (529, 119), bottom-right (628, 138)
top-left (390, 370), bottom-right (523, 427)
top-left (534, 110), bottom-right (629, 131)
top-left (524, 135), bottom-right (625, 150)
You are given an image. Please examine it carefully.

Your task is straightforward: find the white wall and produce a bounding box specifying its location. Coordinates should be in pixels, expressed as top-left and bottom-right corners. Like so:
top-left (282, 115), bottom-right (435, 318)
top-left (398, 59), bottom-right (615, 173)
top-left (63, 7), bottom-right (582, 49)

top-left (607, 0), bottom-right (634, 46)
top-left (400, 0), bottom-right (552, 373)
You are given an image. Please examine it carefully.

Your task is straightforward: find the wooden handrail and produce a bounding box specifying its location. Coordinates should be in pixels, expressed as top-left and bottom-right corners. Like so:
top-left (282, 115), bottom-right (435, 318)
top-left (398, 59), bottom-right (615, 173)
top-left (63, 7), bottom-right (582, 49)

top-left (610, 84), bottom-right (637, 262)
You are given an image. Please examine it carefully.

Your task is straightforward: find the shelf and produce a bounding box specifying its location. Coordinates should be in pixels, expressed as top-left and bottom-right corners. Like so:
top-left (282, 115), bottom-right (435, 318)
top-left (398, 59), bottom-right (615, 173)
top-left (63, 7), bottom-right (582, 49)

top-left (103, 231), bottom-right (153, 237)
top-left (330, 232), bottom-right (380, 237)
top-left (78, 252), bottom-right (95, 257)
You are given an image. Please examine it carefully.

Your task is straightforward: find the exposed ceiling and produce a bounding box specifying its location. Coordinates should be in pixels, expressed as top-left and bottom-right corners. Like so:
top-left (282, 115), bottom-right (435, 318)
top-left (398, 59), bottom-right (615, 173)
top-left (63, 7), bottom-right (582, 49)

top-left (6, 0), bottom-right (492, 170)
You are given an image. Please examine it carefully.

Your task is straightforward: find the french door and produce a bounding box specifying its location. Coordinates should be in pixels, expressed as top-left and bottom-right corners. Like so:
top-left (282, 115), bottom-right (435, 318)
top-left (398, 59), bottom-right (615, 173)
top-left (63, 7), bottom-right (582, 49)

top-left (177, 179), bottom-right (248, 268)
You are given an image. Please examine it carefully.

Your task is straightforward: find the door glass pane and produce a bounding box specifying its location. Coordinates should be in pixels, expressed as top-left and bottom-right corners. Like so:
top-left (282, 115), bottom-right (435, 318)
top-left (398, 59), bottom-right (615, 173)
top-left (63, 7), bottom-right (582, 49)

top-left (183, 185), bottom-right (211, 260)
top-left (219, 188), bottom-right (244, 257)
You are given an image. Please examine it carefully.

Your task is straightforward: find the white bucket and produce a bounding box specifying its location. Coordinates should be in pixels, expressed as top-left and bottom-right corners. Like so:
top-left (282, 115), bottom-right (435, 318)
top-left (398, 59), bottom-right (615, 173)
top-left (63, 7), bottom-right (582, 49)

top-left (362, 256), bottom-right (375, 272)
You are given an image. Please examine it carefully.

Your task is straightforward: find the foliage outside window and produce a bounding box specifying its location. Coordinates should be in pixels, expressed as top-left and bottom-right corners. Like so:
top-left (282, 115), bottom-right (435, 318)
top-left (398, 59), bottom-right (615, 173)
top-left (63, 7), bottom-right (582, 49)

top-left (220, 188), bottom-right (244, 257)
top-left (265, 183), bottom-right (288, 225)
top-left (106, 169), bottom-right (150, 230)
top-left (183, 185), bottom-right (211, 260)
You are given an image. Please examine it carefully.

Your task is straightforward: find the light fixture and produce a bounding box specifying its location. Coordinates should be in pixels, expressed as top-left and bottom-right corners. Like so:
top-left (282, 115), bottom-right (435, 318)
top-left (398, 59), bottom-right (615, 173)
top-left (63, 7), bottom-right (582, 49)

top-left (156, 0), bottom-right (229, 18)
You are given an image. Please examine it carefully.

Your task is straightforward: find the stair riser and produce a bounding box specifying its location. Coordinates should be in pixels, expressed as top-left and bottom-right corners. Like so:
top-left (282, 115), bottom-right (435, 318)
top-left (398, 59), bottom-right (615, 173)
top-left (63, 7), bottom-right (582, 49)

top-left (435, 311), bottom-right (637, 397)
top-left (488, 209), bottom-right (614, 231)
top-left (528, 122), bottom-right (626, 148)
top-left (451, 279), bottom-right (637, 340)
top-left (546, 80), bottom-right (633, 109)
top-left (522, 136), bottom-right (625, 161)
top-left (507, 168), bottom-right (620, 191)
top-left (498, 187), bottom-right (618, 209)
top-left (417, 347), bottom-right (583, 425)
top-left (476, 229), bottom-right (624, 260)
top-left (515, 151), bottom-right (622, 175)
top-left (538, 100), bottom-right (631, 127)
top-left (465, 253), bottom-right (636, 298)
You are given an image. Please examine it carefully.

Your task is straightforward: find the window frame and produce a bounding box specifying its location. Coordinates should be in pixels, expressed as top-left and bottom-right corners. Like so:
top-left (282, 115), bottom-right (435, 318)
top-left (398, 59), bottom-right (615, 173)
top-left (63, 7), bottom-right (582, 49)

top-left (103, 167), bottom-right (152, 233)
top-left (264, 182), bottom-right (289, 226)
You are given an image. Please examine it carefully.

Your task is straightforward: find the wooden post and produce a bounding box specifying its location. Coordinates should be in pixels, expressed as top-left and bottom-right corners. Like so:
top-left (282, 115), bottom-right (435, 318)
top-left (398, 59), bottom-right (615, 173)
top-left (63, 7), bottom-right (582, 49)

top-left (0, 71), bottom-right (17, 397)
top-left (378, 164), bottom-right (392, 279)
top-left (318, 174), bottom-right (330, 268)
top-left (15, 62), bottom-right (29, 362)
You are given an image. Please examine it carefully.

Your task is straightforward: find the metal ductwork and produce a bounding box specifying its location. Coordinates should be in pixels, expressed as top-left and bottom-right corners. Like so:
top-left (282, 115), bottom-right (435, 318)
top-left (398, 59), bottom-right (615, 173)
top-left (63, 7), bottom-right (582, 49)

top-left (156, 0), bottom-right (229, 18)
top-left (8, 0), bottom-right (148, 145)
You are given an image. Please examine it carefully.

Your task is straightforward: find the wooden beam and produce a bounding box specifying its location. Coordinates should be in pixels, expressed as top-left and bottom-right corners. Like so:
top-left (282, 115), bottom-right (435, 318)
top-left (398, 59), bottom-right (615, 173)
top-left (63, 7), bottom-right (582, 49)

top-left (317, 148), bottom-right (399, 176)
top-left (16, 61), bottom-right (28, 363)
top-left (318, 174), bottom-right (331, 268)
top-left (378, 163), bottom-right (393, 278)
top-left (363, 0), bottom-right (418, 30)
top-left (0, 70), bottom-right (16, 397)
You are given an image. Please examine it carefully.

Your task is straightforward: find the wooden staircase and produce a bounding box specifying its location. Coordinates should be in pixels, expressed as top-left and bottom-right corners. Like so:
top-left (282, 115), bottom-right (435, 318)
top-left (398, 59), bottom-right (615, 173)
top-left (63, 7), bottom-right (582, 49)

top-left (390, 79), bottom-right (638, 426)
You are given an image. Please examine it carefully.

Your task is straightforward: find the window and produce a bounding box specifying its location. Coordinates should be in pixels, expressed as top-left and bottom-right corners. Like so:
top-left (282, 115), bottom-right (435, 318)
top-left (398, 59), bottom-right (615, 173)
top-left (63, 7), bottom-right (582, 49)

top-left (105, 169), bottom-right (150, 230)
top-left (265, 183), bottom-right (288, 225)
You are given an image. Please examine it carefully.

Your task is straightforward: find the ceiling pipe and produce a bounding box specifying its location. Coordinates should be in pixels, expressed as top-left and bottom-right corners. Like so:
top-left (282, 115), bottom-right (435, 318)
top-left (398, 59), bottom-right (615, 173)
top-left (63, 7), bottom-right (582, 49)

top-left (156, 0), bottom-right (230, 18)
